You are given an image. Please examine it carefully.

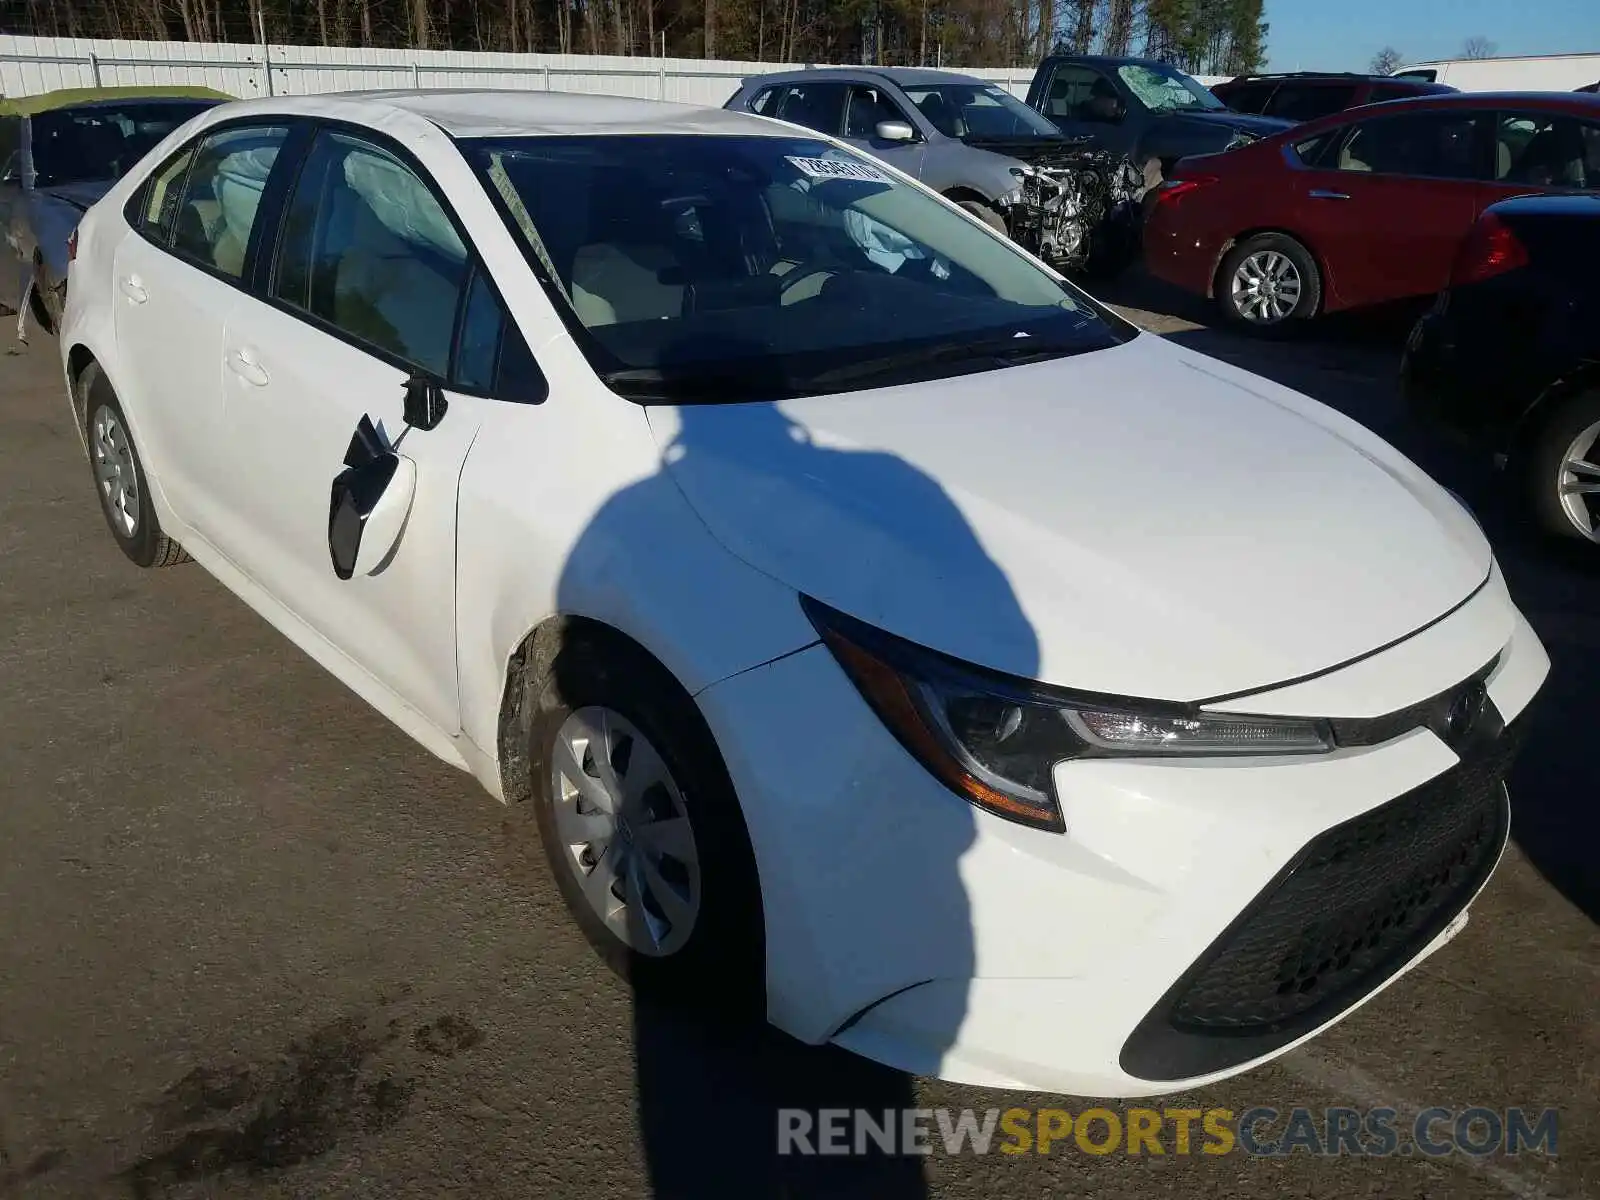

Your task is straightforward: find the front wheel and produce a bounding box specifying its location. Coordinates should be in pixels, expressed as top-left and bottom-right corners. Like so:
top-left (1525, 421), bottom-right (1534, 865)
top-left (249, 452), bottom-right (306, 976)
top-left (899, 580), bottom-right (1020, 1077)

top-left (525, 628), bottom-right (764, 1014)
top-left (1524, 388), bottom-right (1600, 546)
top-left (1217, 233), bottom-right (1322, 333)
top-left (956, 198), bottom-right (1009, 236)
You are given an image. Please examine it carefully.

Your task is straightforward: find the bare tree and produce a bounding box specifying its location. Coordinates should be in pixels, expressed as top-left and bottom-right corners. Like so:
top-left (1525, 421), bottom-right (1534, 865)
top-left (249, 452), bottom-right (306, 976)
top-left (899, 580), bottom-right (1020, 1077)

top-left (1460, 35), bottom-right (1496, 60)
top-left (1369, 45), bottom-right (1403, 75)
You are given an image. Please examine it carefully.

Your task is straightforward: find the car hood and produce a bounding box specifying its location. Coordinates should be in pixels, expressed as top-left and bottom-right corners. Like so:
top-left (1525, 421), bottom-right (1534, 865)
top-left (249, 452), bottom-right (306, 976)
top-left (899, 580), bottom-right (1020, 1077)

top-left (645, 334), bottom-right (1490, 702)
top-left (37, 181), bottom-right (112, 211)
top-left (1169, 109), bottom-right (1295, 137)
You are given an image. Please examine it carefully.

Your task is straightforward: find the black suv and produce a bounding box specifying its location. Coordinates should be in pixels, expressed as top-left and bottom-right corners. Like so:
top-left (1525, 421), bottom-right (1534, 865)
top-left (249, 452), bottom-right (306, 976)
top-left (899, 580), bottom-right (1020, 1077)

top-left (1023, 55), bottom-right (1292, 178)
top-left (1212, 72), bottom-right (1456, 123)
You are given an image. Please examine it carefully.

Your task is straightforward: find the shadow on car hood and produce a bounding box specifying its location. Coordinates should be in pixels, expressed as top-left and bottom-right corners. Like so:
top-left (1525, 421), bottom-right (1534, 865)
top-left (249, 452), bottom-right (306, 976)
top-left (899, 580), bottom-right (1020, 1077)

top-left (646, 335), bottom-right (1490, 702)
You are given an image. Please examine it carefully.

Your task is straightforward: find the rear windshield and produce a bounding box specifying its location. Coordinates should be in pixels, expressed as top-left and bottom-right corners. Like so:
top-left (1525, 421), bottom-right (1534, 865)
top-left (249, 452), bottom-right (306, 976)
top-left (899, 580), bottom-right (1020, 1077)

top-left (465, 133), bottom-right (1133, 403)
top-left (31, 101), bottom-right (214, 187)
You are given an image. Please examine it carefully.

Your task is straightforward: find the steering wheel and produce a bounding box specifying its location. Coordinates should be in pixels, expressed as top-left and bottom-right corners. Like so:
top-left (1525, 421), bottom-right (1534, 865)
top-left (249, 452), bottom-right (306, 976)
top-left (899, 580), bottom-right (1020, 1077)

top-left (776, 258), bottom-right (841, 299)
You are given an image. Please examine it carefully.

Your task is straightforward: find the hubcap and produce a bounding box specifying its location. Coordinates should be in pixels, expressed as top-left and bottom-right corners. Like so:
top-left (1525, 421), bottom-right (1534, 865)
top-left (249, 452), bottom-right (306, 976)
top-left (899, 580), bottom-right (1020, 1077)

top-left (90, 406), bottom-right (139, 538)
top-left (550, 707), bottom-right (701, 957)
top-left (1231, 250), bottom-right (1303, 324)
top-left (1556, 419), bottom-right (1600, 542)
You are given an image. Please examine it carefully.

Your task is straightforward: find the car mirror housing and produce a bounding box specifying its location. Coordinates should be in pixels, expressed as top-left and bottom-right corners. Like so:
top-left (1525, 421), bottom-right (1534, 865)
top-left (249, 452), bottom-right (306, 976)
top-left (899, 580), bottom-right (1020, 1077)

top-left (327, 415), bottom-right (418, 579)
top-left (875, 120), bottom-right (917, 143)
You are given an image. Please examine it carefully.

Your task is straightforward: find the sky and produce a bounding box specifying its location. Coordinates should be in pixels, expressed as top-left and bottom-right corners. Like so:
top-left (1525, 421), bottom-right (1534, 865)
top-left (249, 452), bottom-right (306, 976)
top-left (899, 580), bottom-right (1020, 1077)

top-left (1264, 0), bottom-right (1600, 73)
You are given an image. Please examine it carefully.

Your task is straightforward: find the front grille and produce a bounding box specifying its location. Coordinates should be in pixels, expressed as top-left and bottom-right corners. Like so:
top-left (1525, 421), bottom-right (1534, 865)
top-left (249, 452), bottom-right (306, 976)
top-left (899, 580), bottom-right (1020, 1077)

top-left (1120, 717), bottom-right (1523, 1082)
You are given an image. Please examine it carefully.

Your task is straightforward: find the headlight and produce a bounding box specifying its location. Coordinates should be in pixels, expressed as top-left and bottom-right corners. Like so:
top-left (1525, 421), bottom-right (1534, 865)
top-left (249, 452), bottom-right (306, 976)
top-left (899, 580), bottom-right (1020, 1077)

top-left (802, 596), bottom-right (1334, 833)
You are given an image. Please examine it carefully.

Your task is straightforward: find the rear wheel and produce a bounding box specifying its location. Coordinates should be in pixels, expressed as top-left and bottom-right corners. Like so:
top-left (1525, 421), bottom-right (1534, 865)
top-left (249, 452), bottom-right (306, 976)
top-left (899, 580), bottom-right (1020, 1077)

top-left (80, 364), bottom-right (189, 568)
top-left (1218, 233), bottom-right (1321, 332)
top-left (1525, 388), bottom-right (1600, 546)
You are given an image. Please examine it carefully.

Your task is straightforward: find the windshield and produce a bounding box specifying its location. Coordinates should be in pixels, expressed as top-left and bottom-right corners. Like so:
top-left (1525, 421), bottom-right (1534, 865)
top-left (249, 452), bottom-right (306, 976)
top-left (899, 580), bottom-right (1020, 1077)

top-left (1116, 64), bottom-right (1225, 113)
top-left (30, 101), bottom-right (213, 187)
top-left (900, 83), bottom-right (1063, 139)
top-left (467, 134), bottom-right (1131, 403)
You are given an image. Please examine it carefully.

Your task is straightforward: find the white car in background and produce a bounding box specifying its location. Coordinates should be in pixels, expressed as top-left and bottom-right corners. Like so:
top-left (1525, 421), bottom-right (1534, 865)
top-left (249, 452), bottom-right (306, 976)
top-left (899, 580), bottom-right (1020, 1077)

top-left (60, 89), bottom-right (1548, 1097)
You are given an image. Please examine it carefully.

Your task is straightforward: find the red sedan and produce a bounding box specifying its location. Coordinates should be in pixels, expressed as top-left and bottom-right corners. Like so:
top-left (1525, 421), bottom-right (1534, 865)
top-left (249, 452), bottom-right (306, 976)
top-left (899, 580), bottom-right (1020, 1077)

top-left (1144, 91), bottom-right (1600, 330)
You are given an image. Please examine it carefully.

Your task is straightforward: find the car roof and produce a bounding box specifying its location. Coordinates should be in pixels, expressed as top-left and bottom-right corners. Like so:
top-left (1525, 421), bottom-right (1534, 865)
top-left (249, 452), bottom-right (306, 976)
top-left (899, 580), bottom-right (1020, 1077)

top-left (204, 88), bottom-right (791, 139)
top-left (1287, 88), bottom-right (1600, 131)
top-left (0, 85), bottom-right (232, 117)
top-left (737, 66), bottom-right (990, 88)
top-left (1217, 73), bottom-right (1452, 89)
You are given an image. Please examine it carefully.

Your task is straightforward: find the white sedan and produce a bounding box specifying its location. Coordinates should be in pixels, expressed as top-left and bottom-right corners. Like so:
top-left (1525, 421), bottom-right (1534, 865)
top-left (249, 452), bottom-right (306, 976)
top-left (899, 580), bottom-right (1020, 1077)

top-left (60, 89), bottom-right (1548, 1097)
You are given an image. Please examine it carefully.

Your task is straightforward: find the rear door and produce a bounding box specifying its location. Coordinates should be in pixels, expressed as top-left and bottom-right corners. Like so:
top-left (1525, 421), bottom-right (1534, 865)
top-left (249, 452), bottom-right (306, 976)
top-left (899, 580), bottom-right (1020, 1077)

top-left (840, 83), bottom-right (927, 177)
top-left (111, 121), bottom-right (293, 530)
top-left (767, 82), bottom-right (850, 141)
top-left (1479, 109), bottom-right (1600, 209)
top-left (1292, 108), bottom-right (1486, 308)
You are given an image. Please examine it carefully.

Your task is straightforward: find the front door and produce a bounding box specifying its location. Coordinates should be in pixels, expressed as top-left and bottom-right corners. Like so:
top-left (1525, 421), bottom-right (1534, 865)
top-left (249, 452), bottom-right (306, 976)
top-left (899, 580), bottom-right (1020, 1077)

top-left (840, 84), bottom-right (927, 178)
top-left (212, 128), bottom-right (488, 734)
top-left (1292, 109), bottom-right (1485, 309)
top-left (111, 122), bottom-right (292, 531)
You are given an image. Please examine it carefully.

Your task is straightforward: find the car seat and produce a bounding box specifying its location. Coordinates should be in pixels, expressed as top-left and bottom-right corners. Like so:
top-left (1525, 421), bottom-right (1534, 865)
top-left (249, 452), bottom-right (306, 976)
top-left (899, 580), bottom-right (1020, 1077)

top-left (569, 182), bottom-right (686, 327)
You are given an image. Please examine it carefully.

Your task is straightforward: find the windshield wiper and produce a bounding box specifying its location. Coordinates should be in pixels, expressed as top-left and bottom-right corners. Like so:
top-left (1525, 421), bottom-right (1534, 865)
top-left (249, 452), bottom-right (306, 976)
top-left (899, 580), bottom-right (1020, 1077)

top-left (797, 332), bottom-right (1093, 392)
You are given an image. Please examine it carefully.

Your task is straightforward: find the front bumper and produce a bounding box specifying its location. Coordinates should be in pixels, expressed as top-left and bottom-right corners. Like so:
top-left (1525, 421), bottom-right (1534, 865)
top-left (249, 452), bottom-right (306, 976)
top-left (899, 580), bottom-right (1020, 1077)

top-left (695, 579), bottom-right (1548, 1097)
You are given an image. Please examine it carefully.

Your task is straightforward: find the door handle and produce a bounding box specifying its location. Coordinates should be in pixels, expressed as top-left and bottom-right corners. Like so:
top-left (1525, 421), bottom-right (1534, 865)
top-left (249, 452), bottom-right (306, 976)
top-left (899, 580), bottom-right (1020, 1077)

top-left (227, 347), bottom-right (270, 387)
top-left (1308, 189), bottom-right (1351, 200)
top-left (118, 275), bottom-right (147, 303)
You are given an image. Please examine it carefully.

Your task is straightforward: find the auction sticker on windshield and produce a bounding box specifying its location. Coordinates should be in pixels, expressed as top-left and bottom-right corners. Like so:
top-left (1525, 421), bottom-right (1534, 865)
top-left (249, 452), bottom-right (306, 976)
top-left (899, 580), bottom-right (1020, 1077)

top-left (786, 156), bottom-right (891, 183)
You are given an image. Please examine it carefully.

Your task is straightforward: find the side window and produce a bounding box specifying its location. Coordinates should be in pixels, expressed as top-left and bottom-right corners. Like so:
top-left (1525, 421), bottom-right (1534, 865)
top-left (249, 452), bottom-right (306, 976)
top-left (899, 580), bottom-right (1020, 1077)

top-left (844, 85), bottom-right (911, 138)
top-left (1043, 65), bottom-right (1110, 120)
top-left (749, 87), bottom-right (780, 117)
top-left (170, 125), bottom-right (289, 278)
top-left (137, 146), bottom-right (197, 243)
top-left (1290, 131), bottom-right (1337, 167)
top-left (1335, 113), bottom-right (1482, 180)
top-left (1221, 82), bottom-right (1277, 114)
top-left (1493, 113), bottom-right (1595, 190)
top-left (1368, 83), bottom-right (1419, 103)
top-left (1267, 83), bottom-right (1357, 122)
top-left (272, 131), bottom-right (469, 377)
top-left (453, 266), bottom-right (547, 402)
top-left (772, 84), bottom-right (849, 136)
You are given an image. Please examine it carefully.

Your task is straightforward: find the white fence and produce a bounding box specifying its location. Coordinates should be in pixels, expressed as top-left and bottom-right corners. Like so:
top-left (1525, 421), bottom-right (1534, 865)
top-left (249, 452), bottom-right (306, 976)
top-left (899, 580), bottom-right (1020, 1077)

top-left (0, 34), bottom-right (1042, 105)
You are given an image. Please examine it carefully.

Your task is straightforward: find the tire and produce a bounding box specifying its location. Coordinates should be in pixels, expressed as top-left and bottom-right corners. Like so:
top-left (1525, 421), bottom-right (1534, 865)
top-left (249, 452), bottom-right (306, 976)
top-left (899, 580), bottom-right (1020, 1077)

top-left (1523, 388), bottom-right (1600, 546)
top-left (523, 626), bottom-right (764, 1015)
top-left (1217, 233), bottom-right (1322, 333)
top-left (956, 198), bottom-right (1009, 236)
top-left (80, 363), bottom-right (190, 568)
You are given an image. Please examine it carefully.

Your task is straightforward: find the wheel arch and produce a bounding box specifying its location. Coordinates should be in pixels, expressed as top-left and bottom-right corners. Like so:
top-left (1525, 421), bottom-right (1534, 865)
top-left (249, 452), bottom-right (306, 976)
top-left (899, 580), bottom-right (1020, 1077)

top-left (1509, 362), bottom-right (1600, 460)
top-left (495, 614), bottom-right (710, 808)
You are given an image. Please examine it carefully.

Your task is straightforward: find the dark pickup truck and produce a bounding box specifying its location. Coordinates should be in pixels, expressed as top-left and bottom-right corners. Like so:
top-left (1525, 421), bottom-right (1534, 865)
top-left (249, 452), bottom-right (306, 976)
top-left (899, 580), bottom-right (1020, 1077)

top-left (1023, 55), bottom-right (1293, 180)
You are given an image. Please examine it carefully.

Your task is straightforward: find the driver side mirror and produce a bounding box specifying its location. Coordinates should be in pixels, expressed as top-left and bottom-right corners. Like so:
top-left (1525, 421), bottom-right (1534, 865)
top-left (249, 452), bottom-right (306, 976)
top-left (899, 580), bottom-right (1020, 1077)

top-left (875, 120), bottom-right (917, 143)
top-left (327, 409), bottom-right (420, 580)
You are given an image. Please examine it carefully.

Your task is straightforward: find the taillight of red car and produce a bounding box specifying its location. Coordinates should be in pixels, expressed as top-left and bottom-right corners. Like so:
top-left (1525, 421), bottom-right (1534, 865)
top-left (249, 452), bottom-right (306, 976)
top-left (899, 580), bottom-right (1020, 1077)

top-left (1151, 175), bottom-right (1219, 208)
top-left (1450, 212), bottom-right (1528, 286)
